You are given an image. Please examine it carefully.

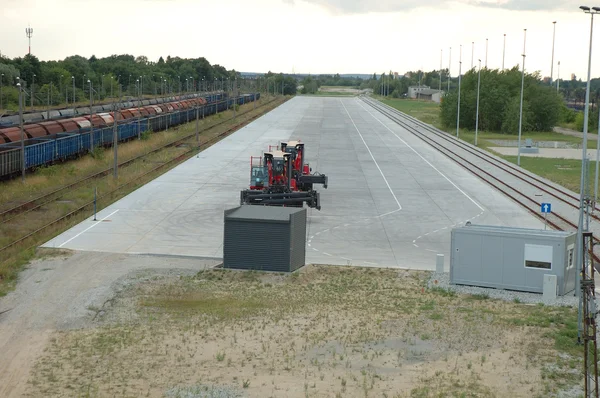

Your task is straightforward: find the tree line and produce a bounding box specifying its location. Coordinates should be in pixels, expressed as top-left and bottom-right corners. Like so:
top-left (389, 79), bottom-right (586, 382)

top-left (0, 53), bottom-right (252, 112)
top-left (440, 67), bottom-right (564, 133)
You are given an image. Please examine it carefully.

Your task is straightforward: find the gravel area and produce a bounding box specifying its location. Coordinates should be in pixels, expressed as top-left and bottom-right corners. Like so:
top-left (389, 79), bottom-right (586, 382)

top-left (427, 271), bottom-right (581, 307)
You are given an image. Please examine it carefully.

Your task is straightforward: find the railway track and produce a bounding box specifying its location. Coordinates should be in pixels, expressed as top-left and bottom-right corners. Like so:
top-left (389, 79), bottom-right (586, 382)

top-left (0, 97), bottom-right (286, 263)
top-left (0, 97), bottom-right (270, 223)
top-left (361, 96), bottom-right (600, 259)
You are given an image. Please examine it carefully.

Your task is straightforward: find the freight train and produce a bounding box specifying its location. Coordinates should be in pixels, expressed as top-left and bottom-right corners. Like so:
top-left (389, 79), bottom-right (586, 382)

top-left (0, 92), bottom-right (260, 179)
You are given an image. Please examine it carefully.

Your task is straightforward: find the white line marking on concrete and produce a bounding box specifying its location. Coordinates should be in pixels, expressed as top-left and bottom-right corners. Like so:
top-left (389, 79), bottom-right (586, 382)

top-left (341, 99), bottom-right (402, 212)
top-left (441, 227), bottom-right (447, 230)
top-left (341, 257), bottom-right (353, 261)
top-left (357, 99), bottom-right (485, 213)
top-left (364, 261), bottom-right (378, 265)
top-left (412, 240), bottom-right (416, 243)
top-left (417, 236), bottom-right (422, 240)
top-left (59, 209), bottom-right (120, 248)
top-left (413, 244), bottom-right (419, 248)
top-left (308, 243), bottom-right (311, 247)
top-left (315, 232), bottom-right (321, 236)
top-left (312, 248), bottom-right (319, 252)
top-left (425, 249), bottom-right (437, 253)
top-left (344, 224), bottom-right (350, 227)
top-left (309, 235), bottom-right (314, 239)
top-left (333, 226), bottom-right (341, 230)
top-left (323, 252), bottom-right (333, 257)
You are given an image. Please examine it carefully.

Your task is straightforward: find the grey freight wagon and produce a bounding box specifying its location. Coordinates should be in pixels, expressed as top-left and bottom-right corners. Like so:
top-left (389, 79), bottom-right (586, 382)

top-left (450, 224), bottom-right (576, 295)
top-left (223, 206), bottom-right (307, 272)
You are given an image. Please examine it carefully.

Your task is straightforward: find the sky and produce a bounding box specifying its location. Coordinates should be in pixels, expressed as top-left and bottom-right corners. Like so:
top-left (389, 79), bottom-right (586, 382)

top-left (0, 0), bottom-right (598, 80)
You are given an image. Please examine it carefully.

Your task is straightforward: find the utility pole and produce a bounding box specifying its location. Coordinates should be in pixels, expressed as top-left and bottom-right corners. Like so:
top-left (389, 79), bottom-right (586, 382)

top-left (0, 73), bottom-right (3, 110)
top-left (557, 61), bottom-right (561, 93)
top-left (72, 76), bottom-right (75, 104)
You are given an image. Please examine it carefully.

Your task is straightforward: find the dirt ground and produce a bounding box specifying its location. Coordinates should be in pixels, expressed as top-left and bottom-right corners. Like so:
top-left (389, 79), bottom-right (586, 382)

top-left (0, 251), bottom-right (580, 398)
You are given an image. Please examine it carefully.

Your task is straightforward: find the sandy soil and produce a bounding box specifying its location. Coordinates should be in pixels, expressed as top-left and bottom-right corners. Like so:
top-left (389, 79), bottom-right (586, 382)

top-left (1, 260), bottom-right (578, 398)
top-left (0, 249), bottom-right (218, 398)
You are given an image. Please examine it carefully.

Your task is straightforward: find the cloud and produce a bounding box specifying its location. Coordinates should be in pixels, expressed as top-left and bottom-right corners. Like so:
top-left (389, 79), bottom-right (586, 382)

top-left (282, 0), bottom-right (578, 14)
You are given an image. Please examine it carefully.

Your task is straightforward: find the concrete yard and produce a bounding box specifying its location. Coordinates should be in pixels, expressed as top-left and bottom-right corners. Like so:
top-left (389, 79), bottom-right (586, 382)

top-left (44, 97), bottom-right (544, 270)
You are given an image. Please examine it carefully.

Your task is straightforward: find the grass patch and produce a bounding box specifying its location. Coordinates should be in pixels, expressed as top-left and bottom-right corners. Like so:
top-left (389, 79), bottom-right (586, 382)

top-left (27, 266), bottom-right (581, 397)
top-left (501, 156), bottom-right (591, 193)
top-left (378, 98), bottom-right (441, 127)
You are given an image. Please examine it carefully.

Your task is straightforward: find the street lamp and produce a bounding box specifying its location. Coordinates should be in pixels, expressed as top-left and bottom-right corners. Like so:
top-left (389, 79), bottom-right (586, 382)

top-left (456, 44), bottom-right (462, 138)
top-left (110, 76), bottom-right (114, 98)
top-left (31, 73), bottom-right (36, 110)
top-left (439, 49), bottom-right (443, 93)
top-left (485, 38), bottom-right (488, 68)
top-left (17, 82), bottom-right (25, 181)
top-left (551, 21), bottom-right (557, 85)
top-left (0, 73), bottom-right (4, 110)
top-left (471, 42), bottom-right (474, 70)
top-left (448, 47), bottom-right (452, 92)
top-left (475, 59), bottom-right (482, 146)
top-left (88, 79), bottom-right (94, 152)
top-left (72, 76), bottom-right (75, 104)
top-left (575, 5), bottom-right (600, 342)
top-left (502, 33), bottom-right (506, 71)
top-left (557, 61), bottom-right (561, 93)
top-left (517, 29), bottom-right (527, 167)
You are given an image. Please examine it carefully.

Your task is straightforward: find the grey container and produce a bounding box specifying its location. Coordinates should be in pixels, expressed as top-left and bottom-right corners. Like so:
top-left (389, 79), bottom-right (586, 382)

top-left (450, 224), bottom-right (576, 295)
top-left (223, 206), bottom-right (306, 272)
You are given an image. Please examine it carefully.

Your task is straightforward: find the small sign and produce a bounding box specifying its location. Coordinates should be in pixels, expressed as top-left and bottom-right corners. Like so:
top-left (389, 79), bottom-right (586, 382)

top-left (541, 203), bottom-right (552, 213)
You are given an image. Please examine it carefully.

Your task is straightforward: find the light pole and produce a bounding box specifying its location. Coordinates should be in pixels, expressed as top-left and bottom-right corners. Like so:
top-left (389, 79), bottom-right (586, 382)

top-left (31, 73), bottom-right (35, 110)
top-left (0, 73), bottom-right (3, 110)
top-left (110, 76), bottom-right (114, 98)
top-left (101, 74), bottom-right (105, 96)
top-left (551, 21), bottom-right (557, 85)
top-left (517, 29), bottom-right (527, 167)
top-left (502, 33), bottom-right (506, 70)
top-left (456, 44), bottom-right (462, 138)
top-left (88, 79), bottom-right (94, 152)
top-left (485, 38), bottom-right (488, 68)
top-left (475, 59), bottom-right (482, 146)
top-left (18, 82), bottom-right (25, 181)
top-left (72, 76), bottom-right (75, 104)
top-left (448, 47), bottom-right (452, 92)
top-left (471, 41), bottom-right (474, 69)
top-left (576, 8), bottom-right (600, 322)
top-left (439, 49), bottom-right (443, 93)
top-left (557, 61), bottom-right (561, 93)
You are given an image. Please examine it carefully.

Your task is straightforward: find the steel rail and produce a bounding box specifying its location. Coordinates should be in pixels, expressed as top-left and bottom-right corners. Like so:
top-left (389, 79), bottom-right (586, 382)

top-left (0, 97), bottom-right (287, 260)
top-left (0, 98), bottom-right (278, 224)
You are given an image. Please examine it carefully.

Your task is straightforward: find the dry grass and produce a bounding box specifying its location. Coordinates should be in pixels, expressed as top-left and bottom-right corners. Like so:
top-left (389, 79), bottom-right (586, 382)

top-left (27, 266), bottom-right (581, 397)
top-left (0, 95), bottom-right (285, 296)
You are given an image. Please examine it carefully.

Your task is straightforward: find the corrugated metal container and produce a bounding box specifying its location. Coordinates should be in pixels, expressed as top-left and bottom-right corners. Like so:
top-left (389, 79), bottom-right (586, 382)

top-left (450, 224), bottom-right (577, 295)
top-left (223, 206), bottom-right (306, 272)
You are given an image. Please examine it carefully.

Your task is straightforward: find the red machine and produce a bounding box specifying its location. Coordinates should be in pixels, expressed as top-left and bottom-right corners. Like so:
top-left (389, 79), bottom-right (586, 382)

top-left (240, 142), bottom-right (327, 210)
top-left (280, 140), bottom-right (327, 191)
